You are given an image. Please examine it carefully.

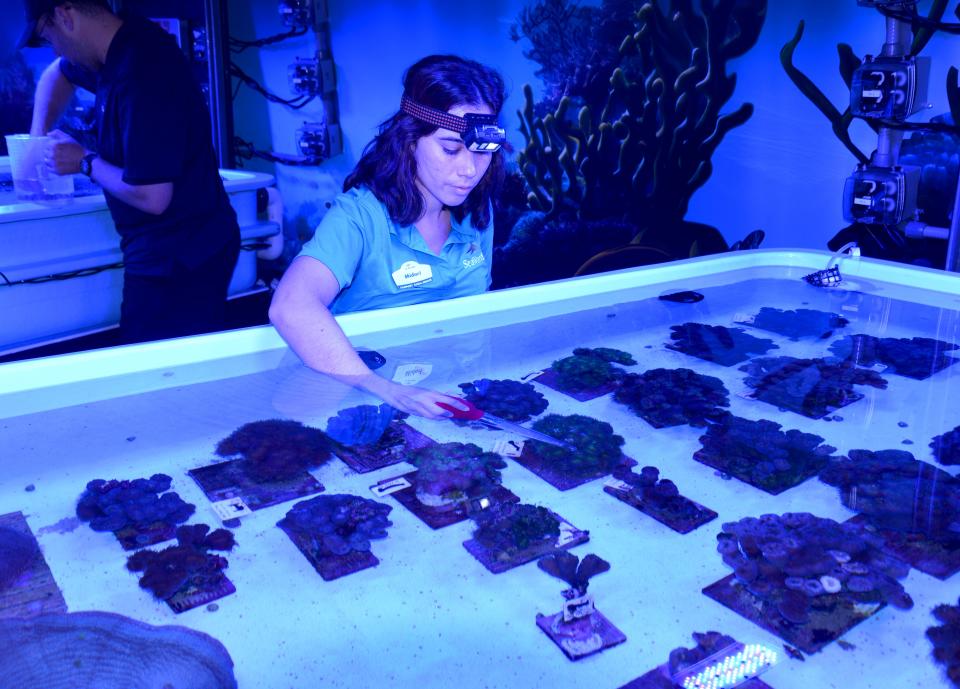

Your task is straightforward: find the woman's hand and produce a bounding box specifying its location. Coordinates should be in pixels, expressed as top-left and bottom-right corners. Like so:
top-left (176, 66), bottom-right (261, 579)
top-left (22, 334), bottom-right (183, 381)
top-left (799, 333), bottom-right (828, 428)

top-left (358, 375), bottom-right (469, 420)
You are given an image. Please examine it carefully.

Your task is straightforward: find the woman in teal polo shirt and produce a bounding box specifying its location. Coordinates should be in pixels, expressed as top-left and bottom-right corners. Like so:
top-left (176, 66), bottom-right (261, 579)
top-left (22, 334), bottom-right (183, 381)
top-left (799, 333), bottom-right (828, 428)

top-left (269, 55), bottom-right (506, 418)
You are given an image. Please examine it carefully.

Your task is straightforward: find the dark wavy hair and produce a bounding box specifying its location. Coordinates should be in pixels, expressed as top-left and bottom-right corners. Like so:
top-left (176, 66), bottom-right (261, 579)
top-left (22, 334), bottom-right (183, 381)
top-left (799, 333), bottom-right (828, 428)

top-left (344, 54), bottom-right (506, 230)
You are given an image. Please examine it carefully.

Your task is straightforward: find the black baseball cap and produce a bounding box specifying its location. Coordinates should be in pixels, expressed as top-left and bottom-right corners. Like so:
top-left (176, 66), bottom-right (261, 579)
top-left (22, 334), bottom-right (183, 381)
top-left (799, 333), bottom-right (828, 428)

top-left (17, 0), bottom-right (67, 49)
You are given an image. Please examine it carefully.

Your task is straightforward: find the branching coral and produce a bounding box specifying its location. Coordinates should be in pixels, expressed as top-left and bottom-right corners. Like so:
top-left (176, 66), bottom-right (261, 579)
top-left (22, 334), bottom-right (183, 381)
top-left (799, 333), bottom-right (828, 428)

top-left (933, 425), bottom-right (960, 466)
top-left (740, 355), bottom-right (888, 418)
top-left (457, 379), bottom-right (548, 423)
top-left (509, 0), bottom-right (628, 114)
top-left (550, 347), bottom-right (635, 391)
top-left (668, 322), bottom-right (778, 366)
top-left (278, 494), bottom-right (392, 557)
top-left (324, 404), bottom-right (402, 446)
top-left (473, 502), bottom-right (561, 555)
top-left (696, 415), bottom-right (838, 493)
top-left (538, 550), bottom-right (610, 598)
top-left (829, 334), bottom-right (960, 380)
top-left (76, 474), bottom-right (194, 535)
top-left (820, 449), bottom-right (960, 538)
top-left (215, 419), bottom-right (332, 482)
top-left (0, 527), bottom-right (37, 591)
top-left (408, 442), bottom-right (507, 504)
top-left (613, 367), bottom-right (729, 427)
top-left (748, 307), bottom-right (849, 340)
top-left (928, 597), bottom-right (960, 687)
top-left (529, 414), bottom-right (625, 475)
top-left (126, 524), bottom-right (235, 602)
top-left (495, 0), bottom-right (767, 285)
top-left (515, 1), bottom-right (765, 229)
top-left (717, 513), bottom-right (913, 629)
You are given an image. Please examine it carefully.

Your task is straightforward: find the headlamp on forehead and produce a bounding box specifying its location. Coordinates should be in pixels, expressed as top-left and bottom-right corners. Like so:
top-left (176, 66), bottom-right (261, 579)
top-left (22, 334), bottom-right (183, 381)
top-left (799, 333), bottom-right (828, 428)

top-left (400, 95), bottom-right (505, 152)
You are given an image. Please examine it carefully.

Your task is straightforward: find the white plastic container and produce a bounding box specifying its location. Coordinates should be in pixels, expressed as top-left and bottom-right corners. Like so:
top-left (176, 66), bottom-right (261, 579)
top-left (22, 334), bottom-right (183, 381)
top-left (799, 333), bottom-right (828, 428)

top-left (4, 134), bottom-right (75, 205)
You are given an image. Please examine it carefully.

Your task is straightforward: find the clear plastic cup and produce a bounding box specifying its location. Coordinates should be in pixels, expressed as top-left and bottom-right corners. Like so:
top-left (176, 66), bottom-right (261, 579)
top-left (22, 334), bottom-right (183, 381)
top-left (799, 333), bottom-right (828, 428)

top-left (4, 134), bottom-right (75, 206)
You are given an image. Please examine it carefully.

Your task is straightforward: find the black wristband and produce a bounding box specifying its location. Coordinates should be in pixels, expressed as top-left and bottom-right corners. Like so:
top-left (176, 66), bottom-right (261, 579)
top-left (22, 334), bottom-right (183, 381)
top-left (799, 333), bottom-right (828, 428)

top-left (80, 153), bottom-right (97, 178)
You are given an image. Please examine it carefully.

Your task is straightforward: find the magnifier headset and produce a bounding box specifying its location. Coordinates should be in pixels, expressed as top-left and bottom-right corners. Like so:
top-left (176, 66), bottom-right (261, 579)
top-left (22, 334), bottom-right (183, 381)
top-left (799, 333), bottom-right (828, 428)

top-left (400, 95), bottom-right (506, 152)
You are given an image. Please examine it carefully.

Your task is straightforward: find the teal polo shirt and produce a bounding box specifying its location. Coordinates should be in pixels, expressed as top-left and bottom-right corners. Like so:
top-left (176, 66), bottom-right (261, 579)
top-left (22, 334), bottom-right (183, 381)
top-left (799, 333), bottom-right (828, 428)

top-left (298, 186), bottom-right (493, 315)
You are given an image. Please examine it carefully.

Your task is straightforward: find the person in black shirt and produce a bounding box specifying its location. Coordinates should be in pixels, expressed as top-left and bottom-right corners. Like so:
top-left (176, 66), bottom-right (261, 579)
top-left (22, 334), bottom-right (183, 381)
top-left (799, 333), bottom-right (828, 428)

top-left (18, 0), bottom-right (240, 344)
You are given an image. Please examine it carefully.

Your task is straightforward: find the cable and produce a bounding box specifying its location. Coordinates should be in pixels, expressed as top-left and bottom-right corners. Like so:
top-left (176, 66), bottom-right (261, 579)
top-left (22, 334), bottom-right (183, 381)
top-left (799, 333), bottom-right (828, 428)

top-left (229, 26), bottom-right (308, 53)
top-left (0, 262), bottom-right (124, 288)
top-left (869, 118), bottom-right (960, 134)
top-left (233, 136), bottom-right (322, 167)
top-left (230, 63), bottom-right (316, 109)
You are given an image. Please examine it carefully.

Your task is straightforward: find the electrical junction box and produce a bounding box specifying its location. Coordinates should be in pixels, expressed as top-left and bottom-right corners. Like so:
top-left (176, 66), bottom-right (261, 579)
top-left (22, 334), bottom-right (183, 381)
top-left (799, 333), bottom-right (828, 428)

top-left (851, 55), bottom-right (930, 120)
top-left (289, 57), bottom-right (336, 96)
top-left (297, 121), bottom-right (342, 160)
top-left (843, 165), bottom-right (921, 225)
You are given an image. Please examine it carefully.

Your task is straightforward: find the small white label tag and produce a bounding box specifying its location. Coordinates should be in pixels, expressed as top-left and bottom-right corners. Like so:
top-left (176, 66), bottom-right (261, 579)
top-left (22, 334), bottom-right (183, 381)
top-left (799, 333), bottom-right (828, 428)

top-left (840, 304), bottom-right (859, 312)
top-left (562, 594), bottom-right (595, 622)
top-left (520, 370), bottom-right (544, 382)
top-left (555, 519), bottom-right (580, 547)
top-left (370, 476), bottom-right (412, 497)
top-left (392, 363), bottom-right (433, 386)
top-left (603, 478), bottom-right (631, 492)
top-left (869, 363), bottom-right (888, 373)
top-left (493, 439), bottom-right (525, 457)
top-left (392, 260), bottom-right (433, 288)
top-left (211, 497), bottom-right (253, 521)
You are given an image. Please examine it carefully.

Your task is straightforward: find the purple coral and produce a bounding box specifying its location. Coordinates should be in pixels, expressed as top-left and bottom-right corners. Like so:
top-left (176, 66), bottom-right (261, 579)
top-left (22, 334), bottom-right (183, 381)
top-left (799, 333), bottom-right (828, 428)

top-left (932, 425), bottom-right (960, 466)
top-left (613, 367), bottom-right (729, 427)
top-left (820, 449), bottom-right (960, 538)
top-left (278, 494), bottom-right (392, 556)
top-left (740, 355), bottom-right (887, 418)
top-left (0, 527), bottom-right (37, 591)
top-left (457, 379), bottom-right (548, 423)
top-left (408, 442), bottom-right (507, 504)
top-left (668, 322), bottom-right (778, 366)
top-left (537, 550), bottom-right (610, 598)
top-left (695, 415), bottom-right (837, 493)
top-left (612, 465), bottom-right (704, 520)
top-left (829, 334), bottom-right (959, 379)
top-left (928, 598), bottom-right (960, 686)
top-left (76, 474), bottom-right (194, 535)
top-left (324, 404), bottom-right (402, 446)
top-left (716, 513), bottom-right (913, 627)
top-left (126, 524), bottom-right (235, 601)
top-left (216, 419), bottom-right (332, 482)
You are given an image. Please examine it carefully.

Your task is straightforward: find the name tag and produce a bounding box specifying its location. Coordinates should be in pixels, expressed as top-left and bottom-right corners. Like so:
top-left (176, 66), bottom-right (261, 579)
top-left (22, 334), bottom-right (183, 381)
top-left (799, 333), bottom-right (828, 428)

top-left (392, 260), bottom-right (433, 288)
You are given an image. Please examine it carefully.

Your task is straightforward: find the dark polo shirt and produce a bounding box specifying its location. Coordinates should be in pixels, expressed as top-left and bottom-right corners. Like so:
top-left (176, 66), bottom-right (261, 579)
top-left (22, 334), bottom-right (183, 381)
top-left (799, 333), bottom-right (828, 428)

top-left (60, 16), bottom-right (238, 276)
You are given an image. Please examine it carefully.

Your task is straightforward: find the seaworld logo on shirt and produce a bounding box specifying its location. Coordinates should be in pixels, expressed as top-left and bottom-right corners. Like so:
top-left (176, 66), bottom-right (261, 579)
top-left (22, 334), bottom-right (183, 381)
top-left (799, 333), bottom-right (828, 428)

top-left (462, 248), bottom-right (485, 270)
top-left (392, 260), bottom-right (433, 288)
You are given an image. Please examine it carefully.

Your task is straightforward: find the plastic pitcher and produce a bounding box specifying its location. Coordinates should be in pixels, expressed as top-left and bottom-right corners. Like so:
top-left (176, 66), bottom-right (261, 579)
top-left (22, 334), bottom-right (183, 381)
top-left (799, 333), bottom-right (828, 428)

top-left (4, 134), bottom-right (75, 205)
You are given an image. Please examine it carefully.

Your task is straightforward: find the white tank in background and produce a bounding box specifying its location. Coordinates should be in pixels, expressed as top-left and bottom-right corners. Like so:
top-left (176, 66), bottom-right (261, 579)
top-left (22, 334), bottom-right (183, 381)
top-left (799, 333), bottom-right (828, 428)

top-left (0, 158), bottom-right (279, 354)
